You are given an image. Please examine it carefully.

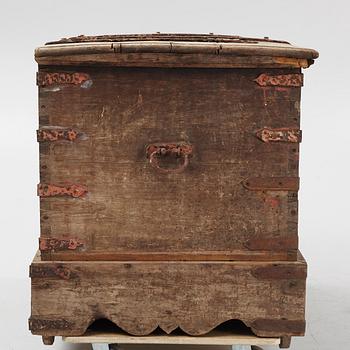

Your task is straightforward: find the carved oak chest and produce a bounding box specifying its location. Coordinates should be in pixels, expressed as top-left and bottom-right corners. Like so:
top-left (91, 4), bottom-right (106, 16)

top-left (30, 34), bottom-right (318, 348)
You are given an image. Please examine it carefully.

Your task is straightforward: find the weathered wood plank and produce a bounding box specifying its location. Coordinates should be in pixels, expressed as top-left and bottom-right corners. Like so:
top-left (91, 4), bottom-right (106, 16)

top-left (29, 252), bottom-right (307, 338)
top-left (35, 45), bottom-right (315, 62)
top-left (40, 251), bottom-right (297, 262)
top-left (63, 329), bottom-right (281, 345)
top-left (36, 53), bottom-right (310, 68)
top-left (36, 34), bottom-right (318, 69)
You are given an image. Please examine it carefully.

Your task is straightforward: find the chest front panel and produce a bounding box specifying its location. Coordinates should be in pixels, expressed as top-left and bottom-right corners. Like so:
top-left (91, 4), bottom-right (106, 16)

top-left (38, 67), bottom-right (301, 261)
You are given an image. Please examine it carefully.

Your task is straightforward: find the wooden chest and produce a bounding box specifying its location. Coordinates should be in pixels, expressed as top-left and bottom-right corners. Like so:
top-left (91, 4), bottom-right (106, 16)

top-left (35, 34), bottom-right (318, 262)
top-left (30, 33), bottom-right (318, 347)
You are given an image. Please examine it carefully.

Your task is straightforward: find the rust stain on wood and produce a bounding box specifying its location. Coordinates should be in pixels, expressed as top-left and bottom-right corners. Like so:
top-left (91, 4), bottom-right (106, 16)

top-left (37, 72), bottom-right (91, 87)
top-left (37, 128), bottom-right (81, 142)
top-left (256, 127), bottom-right (302, 143)
top-left (30, 265), bottom-right (76, 280)
top-left (254, 73), bottom-right (303, 87)
top-left (263, 195), bottom-right (280, 208)
top-left (39, 238), bottom-right (84, 252)
top-left (38, 183), bottom-right (87, 198)
top-left (242, 177), bottom-right (299, 191)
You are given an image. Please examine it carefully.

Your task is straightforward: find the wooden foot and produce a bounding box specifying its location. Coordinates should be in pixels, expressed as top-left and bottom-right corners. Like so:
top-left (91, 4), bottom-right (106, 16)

top-left (251, 346), bottom-right (263, 350)
top-left (279, 336), bottom-right (292, 348)
top-left (109, 345), bottom-right (120, 350)
top-left (42, 336), bottom-right (55, 345)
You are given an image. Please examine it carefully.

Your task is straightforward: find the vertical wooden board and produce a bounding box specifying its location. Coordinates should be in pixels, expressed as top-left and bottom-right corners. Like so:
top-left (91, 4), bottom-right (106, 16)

top-left (38, 67), bottom-right (301, 260)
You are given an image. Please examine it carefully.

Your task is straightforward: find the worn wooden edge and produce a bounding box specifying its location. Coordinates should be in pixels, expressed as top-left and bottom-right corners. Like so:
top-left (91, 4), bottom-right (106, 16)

top-left (35, 41), bottom-right (318, 59)
top-left (35, 52), bottom-right (313, 68)
top-left (29, 317), bottom-right (305, 339)
top-left (39, 250), bottom-right (298, 261)
top-left (32, 251), bottom-right (307, 281)
top-left (31, 249), bottom-right (307, 265)
top-left (62, 329), bottom-right (281, 345)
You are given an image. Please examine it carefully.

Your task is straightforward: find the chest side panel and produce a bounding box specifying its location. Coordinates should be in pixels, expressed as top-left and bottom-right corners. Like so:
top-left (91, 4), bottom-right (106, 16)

top-left (38, 67), bottom-right (301, 260)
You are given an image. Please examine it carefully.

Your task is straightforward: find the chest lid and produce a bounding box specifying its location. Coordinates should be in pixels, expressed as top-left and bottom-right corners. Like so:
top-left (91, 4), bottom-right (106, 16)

top-left (36, 33), bottom-right (318, 68)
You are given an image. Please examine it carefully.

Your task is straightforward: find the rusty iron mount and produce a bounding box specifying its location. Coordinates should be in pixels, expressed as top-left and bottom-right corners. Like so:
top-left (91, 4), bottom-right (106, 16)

top-left (37, 72), bottom-right (91, 87)
top-left (254, 73), bottom-right (303, 87)
top-left (256, 127), bottom-right (302, 143)
top-left (37, 183), bottom-right (87, 198)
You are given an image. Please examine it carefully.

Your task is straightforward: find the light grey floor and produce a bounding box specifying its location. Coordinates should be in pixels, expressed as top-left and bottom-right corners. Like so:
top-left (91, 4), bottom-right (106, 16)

top-left (1, 277), bottom-right (349, 350)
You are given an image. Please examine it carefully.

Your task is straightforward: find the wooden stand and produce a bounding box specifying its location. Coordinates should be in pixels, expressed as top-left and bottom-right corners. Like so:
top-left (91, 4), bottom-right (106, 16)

top-left (30, 253), bottom-right (305, 343)
top-left (63, 329), bottom-right (282, 350)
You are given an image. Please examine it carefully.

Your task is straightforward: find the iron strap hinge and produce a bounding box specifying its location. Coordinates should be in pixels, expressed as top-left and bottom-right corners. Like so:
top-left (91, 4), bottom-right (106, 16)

top-left (39, 237), bottom-right (84, 252)
top-left (36, 72), bottom-right (92, 87)
top-left (256, 127), bottom-right (302, 143)
top-left (37, 183), bottom-right (87, 198)
top-left (254, 73), bottom-right (303, 87)
top-left (242, 177), bottom-right (299, 191)
top-left (37, 128), bottom-right (83, 142)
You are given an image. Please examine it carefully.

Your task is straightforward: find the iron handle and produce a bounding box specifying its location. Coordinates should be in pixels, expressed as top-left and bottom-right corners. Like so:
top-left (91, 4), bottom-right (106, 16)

top-left (146, 142), bottom-right (193, 174)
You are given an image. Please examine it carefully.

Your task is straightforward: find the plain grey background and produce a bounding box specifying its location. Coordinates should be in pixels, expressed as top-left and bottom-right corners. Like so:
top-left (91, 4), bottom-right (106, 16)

top-left (0, 0), bottom-right (349, 349)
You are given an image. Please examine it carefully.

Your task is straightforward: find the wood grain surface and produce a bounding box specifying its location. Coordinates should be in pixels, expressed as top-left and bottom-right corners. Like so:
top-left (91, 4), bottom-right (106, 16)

top-left (62, 329), bottom-right (280, 345)
top-left (36, 53), bottom-right (311, 68)
top-left (38, 67), bottom-right (301, 261)
top-left (29, 251), bottom-right (306, 338)
top-left (36, 34), bottom-right (318, 68)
